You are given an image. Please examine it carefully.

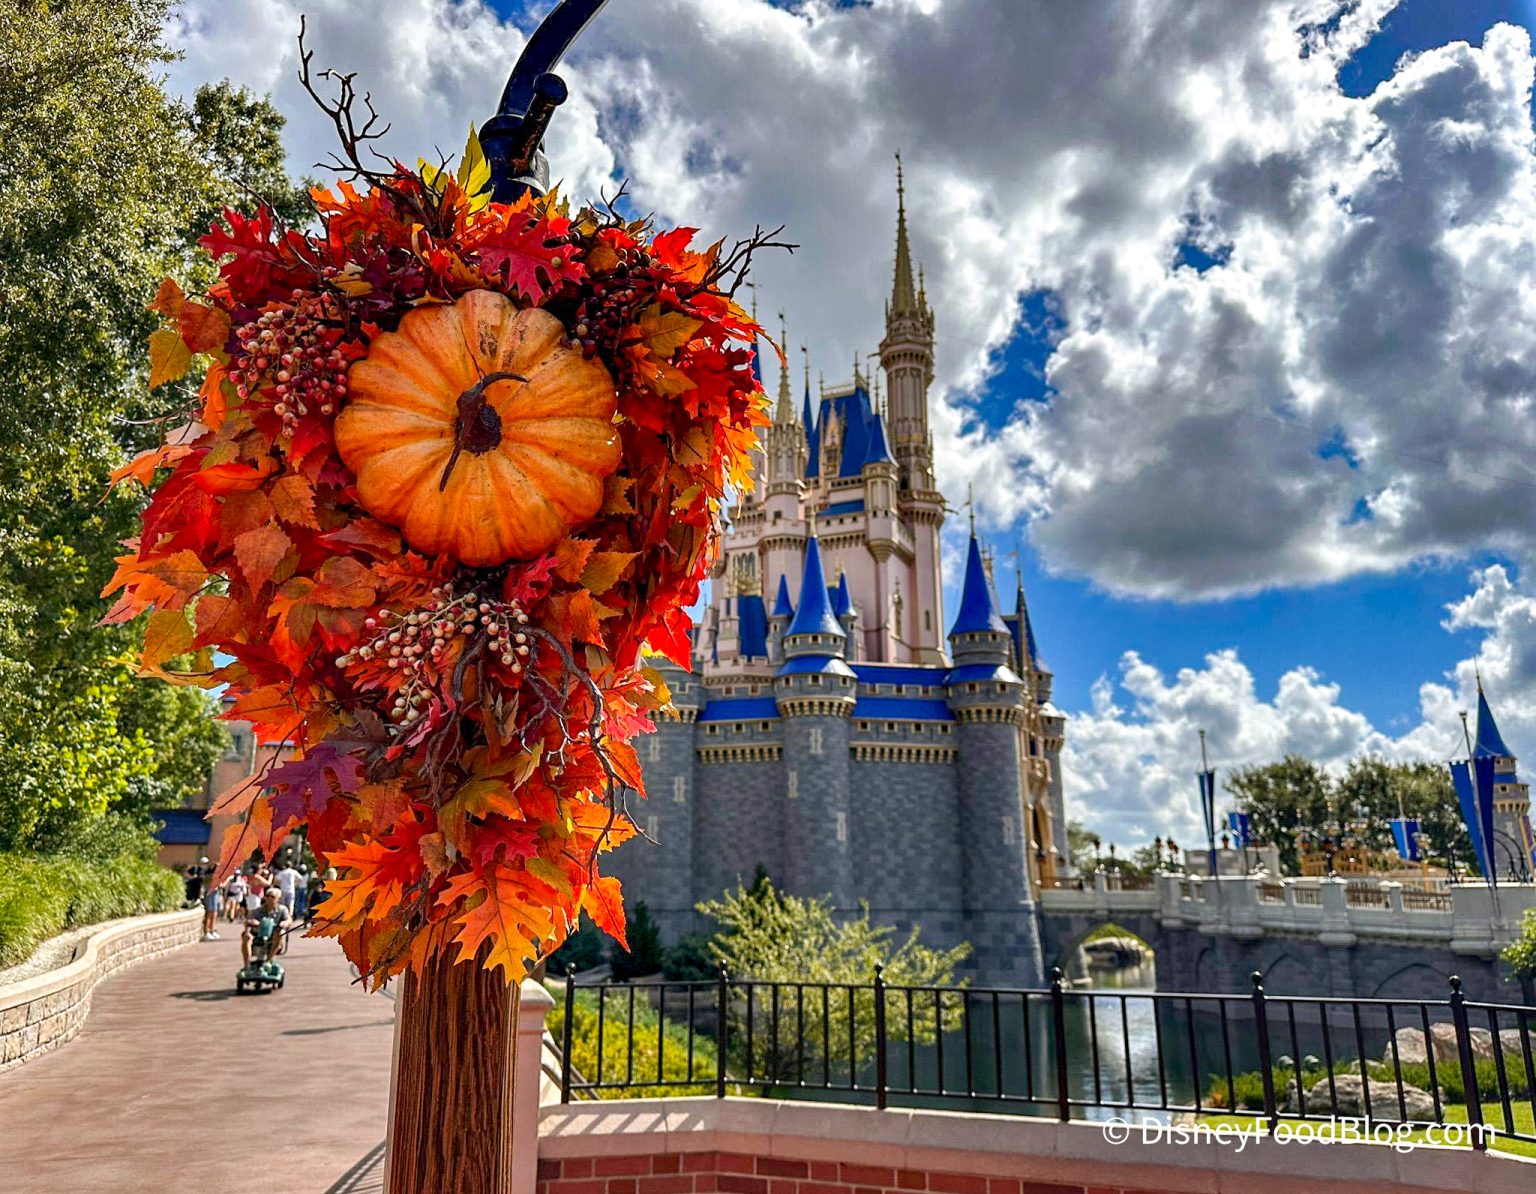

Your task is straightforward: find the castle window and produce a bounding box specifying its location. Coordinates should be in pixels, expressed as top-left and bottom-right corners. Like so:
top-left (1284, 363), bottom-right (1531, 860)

top-left (760, 722), bottom-right (771, 732)
top-left (940, 725), bottom-right (952, 736)
top-left (809, 727), bottom-right (824, 755)
top-left (858, 721), bottom-right (870, 731)
top-left (723, 686), bottom-right (733, 696)
top-left (1002, 816), bottom-right (1016, 845)
top-left (648, 737), bottom-right (661, 762)
top-left (925, 611), bottom-right (932, 631)
top-left (967, 683), bottom-right (978, 694)
top-left (647, 815), bottom-right (660, 840)
top-left (835, 811), bottom-right (848, 843)
top-left (787, 770), bottom-right (798, 799)
top-left (886, 722), bottom-right (897, 733)
top-left (896, 685), bottom-right (906, 695)
top-left (809, 675), bottom-right (822, 686)
top-left (707, 726), bottom-right (719, 736)
top-left (673, 776), bottom-right (687, 804)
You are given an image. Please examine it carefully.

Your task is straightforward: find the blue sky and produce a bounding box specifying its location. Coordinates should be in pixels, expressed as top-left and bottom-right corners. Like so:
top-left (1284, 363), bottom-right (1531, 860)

top-left (957, 0), bottom-right (1536, 728)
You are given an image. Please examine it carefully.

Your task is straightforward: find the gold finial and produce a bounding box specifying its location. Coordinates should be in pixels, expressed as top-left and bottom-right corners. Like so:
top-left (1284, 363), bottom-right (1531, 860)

top-left (774, 311), bottom-right (792, 421)
top-left (889, 152), bottom-right (918, 319)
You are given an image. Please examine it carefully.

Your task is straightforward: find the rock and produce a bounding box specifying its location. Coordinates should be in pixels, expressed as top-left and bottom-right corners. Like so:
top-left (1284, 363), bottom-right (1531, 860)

top-left (1384, 1023), bottom-right (1493, 1067)
top-left (1283, 1073), bottom-right (1440, 1122)
top-left (1500, 1028), bottom-right (1533, 1060)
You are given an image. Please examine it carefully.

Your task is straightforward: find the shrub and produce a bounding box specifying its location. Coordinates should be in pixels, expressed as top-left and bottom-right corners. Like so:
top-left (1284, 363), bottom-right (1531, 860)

top-left (548, 915), bottom-right (606, 975)
top-left (609, 901), bottom-right (664, 981)
top-left (0, 850), bottom-right (182, 969)
top-left (663, 932), bottom-right (717, 982)
top-left (544, 981), bottom-right (745, 1099)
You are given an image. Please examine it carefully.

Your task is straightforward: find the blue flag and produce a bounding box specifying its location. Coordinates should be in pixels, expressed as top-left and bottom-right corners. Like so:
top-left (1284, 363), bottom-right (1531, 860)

top-left (1198, 769), bottom-right (1218, 874)
top-left (1227, 811), bottom-right (1251, 848)
top-left (1389, 817), bottom-right (1420, 862)
top-left (1451, 759), bottom-right (1496, 878)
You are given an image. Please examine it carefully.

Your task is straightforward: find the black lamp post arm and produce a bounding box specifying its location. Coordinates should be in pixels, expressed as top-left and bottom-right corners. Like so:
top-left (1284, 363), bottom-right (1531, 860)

top-left (482, 0), bottom-right (607, 203)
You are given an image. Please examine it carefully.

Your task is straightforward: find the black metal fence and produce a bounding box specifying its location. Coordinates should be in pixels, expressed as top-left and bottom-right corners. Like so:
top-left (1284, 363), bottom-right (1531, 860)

top-left (555, 965), bottom-right (1536, 1151)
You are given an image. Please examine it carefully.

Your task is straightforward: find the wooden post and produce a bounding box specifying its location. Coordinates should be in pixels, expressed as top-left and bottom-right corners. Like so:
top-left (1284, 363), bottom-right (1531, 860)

top-left (385, 951), bottom-right (524, 1194)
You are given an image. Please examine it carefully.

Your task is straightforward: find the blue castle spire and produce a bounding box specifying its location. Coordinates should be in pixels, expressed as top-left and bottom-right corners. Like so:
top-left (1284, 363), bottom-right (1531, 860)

top-left (785, 537), bottom-right (844, 639)
top-left (863, 412), bottom-right (894, 468)
top-left (951, 533), bottom-right (1007, 636)
top-left (1475, 681), bottom-right (1514, 759)
top-left (772, 573), bottom-right (794, 619)
top-left (832, 571), bottom-right (852, 617)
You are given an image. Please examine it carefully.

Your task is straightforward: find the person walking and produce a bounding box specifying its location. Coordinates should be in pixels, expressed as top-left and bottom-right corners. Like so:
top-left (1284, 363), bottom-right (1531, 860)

top-left (201, 872), bottom-right (222, 940)
top-left (273, 859), bottom-right (300, 918)
top-left (225, 871), bottom-right (248, 922)
top-left (293, 868), bottom-right (309, 921)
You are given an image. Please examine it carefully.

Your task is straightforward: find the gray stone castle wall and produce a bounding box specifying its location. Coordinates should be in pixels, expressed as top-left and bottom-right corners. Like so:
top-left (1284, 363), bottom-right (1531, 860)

top-left (611, 681), bottom-right (1046, 988)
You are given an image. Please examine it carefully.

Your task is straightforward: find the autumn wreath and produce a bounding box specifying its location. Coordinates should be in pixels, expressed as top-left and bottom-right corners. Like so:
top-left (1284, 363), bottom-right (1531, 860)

top-left (105, 124), bottom-right (778, 985)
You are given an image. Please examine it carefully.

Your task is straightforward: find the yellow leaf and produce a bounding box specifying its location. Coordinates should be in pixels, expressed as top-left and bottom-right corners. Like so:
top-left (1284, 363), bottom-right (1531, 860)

top-left (636, 306), bottom-right (702, 359)
top-left (138, 608), bottom-right (195, 680)
top-left (580, 550), bottom-right (637, 595)
top-left (148, 328), bottom-right (192, 389)
top-left (458, 124), bottom-right (492, 212)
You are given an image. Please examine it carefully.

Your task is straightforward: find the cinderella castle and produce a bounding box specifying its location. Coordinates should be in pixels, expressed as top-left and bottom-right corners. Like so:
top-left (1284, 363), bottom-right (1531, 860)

top-left (607, 167), bottom-right (1066, 985)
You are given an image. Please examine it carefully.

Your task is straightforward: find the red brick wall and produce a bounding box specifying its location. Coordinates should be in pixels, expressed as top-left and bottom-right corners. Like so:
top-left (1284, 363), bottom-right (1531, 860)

top-left (537, 1154), bottom-right (1157, 1194)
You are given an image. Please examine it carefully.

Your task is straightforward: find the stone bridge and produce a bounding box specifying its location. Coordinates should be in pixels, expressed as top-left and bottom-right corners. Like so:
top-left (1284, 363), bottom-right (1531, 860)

top-left (1037, 872), bottom-right (1536, 1001)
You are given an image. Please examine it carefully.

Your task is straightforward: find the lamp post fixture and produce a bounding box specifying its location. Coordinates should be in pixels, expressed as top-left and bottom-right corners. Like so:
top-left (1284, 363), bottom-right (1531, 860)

top-left (385, 7), bottom-right (610, 1193)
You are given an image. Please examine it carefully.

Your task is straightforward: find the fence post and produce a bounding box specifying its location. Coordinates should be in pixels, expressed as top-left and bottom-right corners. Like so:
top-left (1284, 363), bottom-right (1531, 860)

top-left (874, 963), bottom-right (889, 1110)
top-left (716, 962), bottom-right (729, 1099)
top-left (1050, 966), bottom-right (1071, 1122)
top-left (560, 963), bottom-right (576, 1104)
top-left (1449, 976), bottom-right (1487, 1152)
top-left (1251, 971), bottom-right (1278, 1131)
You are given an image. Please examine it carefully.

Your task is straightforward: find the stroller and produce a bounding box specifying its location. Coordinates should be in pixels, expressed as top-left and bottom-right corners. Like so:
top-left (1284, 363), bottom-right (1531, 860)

top-left (236, 913), bottom-right (287, 994)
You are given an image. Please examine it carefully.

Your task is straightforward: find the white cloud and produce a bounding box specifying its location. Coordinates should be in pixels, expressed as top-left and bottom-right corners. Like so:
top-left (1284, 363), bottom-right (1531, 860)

top-left (1061, 561), bottom-right (1536, 843)
top-left (162, 1), bottom-right (1536, 600)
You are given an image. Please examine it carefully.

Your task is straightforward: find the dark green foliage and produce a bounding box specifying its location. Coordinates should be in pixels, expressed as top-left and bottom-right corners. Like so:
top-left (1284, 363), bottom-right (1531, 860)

top-left (549, 914), bottom-right (606, 974)
top-left (1228, 756), bottom-right (1471, 874)
top-left (662, 932), bottom-right (718, 982)
top-left (0, 0), bottom-right (304, 851)
top-left (0, 851), bottom-right (182, 969)
top-left (610, 901), bottom-right (664, 980)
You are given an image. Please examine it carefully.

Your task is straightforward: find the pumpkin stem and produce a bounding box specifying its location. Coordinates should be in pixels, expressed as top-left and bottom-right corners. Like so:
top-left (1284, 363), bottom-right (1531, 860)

top-left (439, 370), bottom-right (526, 491)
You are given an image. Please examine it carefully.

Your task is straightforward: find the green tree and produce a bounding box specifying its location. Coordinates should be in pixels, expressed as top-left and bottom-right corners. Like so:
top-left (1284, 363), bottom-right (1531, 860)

top-left (697, 878), bottom-right (970, 1085)
top-left (0, 1), bottom-right (304, 850)
top-left (1227, 755), bottom-right (1472, 875)
top-left (609, 901), bottom-right (665, 980)
top-left (1226, 756), bottom-right (1333, 873)
top-left (1066, 818), bottom-right (1102, 872)
top-left (1500, 908), bottom-right (1536, 1006)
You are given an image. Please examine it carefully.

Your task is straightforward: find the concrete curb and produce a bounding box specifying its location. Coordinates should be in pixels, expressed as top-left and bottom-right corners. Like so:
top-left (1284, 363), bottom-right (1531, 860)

top-left (0, 909), bottom-right (201, 1072)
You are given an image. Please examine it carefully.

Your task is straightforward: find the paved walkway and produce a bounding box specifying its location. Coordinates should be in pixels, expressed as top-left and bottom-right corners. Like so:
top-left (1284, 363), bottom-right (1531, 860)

top-left (0, 929), bottom-right (395, 1193)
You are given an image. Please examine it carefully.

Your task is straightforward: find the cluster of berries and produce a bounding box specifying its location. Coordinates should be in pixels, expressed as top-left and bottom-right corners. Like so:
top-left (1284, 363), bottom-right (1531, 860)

top-left (568, 241), bottom-right (660, 360)
top-left (334, 583), bottom-right (534, 725)
top-left (230, 290), bottom-right (349, 435)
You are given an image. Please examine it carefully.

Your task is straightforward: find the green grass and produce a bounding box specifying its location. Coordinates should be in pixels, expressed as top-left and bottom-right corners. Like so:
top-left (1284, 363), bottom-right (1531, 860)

top-left (0, 851), bottom-right (183, 969)
top-left (1200, 1106), bottom-right (1536, 1159)
top-left (545, 981), bottom-right (756, 1100)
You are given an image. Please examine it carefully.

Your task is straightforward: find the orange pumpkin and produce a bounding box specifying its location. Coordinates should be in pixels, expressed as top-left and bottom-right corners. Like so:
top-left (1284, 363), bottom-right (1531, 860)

top-left (336, 291), bottom-right (620, 566)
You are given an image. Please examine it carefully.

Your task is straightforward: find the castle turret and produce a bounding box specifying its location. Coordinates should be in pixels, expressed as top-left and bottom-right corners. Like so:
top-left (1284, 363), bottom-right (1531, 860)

top-left (777, 536), bottom-right (856, 907)
top-left (946, 533), bottom-right (1043, 985)
top-left (879, 157), bottom-right (946, 662)
top-left (769, 573), bottom-right (794, 662)
top-left (606, 657), bottom-right (703, 942)
top-left (1474, 682), bottom-right (1536, 877)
